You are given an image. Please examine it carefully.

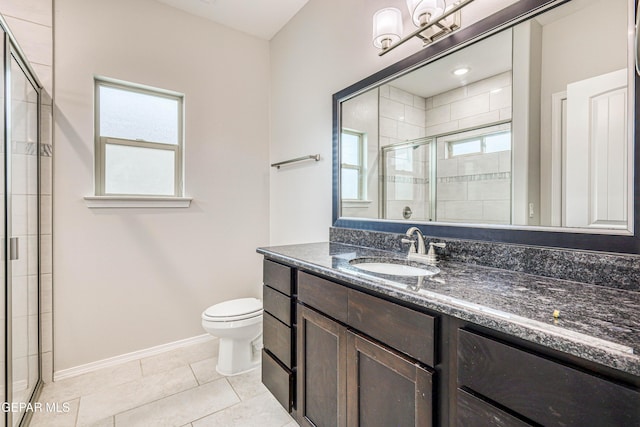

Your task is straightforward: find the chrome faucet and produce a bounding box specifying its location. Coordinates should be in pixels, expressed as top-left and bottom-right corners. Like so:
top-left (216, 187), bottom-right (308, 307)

top-left (402, 227), bottom-right (427, 259)
top-left (401, 227), bottom-right (446, 265)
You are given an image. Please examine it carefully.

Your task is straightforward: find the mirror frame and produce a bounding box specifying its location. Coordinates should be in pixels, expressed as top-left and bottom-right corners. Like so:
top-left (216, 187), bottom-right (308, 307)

top-left (332, 0), bottom-right (640, 254)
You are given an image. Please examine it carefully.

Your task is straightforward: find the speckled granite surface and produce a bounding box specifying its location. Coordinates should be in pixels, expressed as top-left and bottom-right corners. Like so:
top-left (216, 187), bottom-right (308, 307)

top-left (257, 242), bottom-right (640, 377)
top-left (330, 227), bottom-right (640, 291)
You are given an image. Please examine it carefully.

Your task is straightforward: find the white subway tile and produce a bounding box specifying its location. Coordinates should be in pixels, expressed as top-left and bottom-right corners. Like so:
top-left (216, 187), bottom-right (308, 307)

top-left (404, 104), bottom-right (426, 127)
top-left (458, 110), bottom-right (501, 130)
top-left (426, 104), bottom-right (451, 126)
top-left (450, 93), bottom-right (490, 120)
top-left (468, 179), bottom-right (511, 201)
top-left (437, 182), bottom-right (468, 201)
top-left (4, 17), bottom-right (52, 66)
top-left (433, 86), bottom-right (466, 107)
top-left (490, 85), bottom-right (512, 111)
top-left (389, 86), bottom-right (414, 105)
top-left (499, 151), bottom-right (512, 172)
top-left (426, 121), bottom-right (459, 137)
top-left (483, 200), bottom-right (511, 223)
top-left (379, 97), bottom-right (405, 120)
top-left (466, 72), bottom-right (512, 97)
top-left (458, 152), bottom-right (501, 175)
top-left (397, 122), bottom-right (424, 141)
top-left (413, 95), bottom-right (426, 110)
top-left (379, 117), bottom-right (398, 138)
top-left (0, 0), bottom-right (52, 27)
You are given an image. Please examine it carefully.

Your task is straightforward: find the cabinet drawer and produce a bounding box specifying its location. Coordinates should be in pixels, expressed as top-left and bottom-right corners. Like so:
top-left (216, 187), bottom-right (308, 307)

top-left (456, 389), bottom-right (530, 427)
top-left (263, 312), bottom-right (293, 368)
top-left (262, 349), bottom-right (294, 412)
top-left (458, 329), bottom-right (640, 427)
top-left (298, 271), bottom-right (348, 324)
top-left (263, 259), bottom-right (294, 296)
top-left (348, 289), bottom-right (435, 367)
top-left (264, 285), bottom-right (293, 326)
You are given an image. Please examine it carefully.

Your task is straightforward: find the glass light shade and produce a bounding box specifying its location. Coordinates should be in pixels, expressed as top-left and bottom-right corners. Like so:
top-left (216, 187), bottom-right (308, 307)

top-left (373, 8), bottom-right (403, 49)
top-left (406, 0), bottom-right (446, 27)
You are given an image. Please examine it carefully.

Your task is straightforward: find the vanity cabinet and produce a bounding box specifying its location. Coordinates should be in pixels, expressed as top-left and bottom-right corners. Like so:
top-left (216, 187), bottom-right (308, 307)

top-left (261, 259), bottom-right (296, 412)
top-left (261, 256), bottom-right (640, 426)
top-left (296, 270), bottom-right (436, 427)
top-left (457, 329), bottom-right (640, 427)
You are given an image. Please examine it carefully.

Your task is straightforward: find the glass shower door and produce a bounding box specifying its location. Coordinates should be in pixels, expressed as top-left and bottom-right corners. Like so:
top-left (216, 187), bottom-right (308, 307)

top-left (0, 26), bottom-right (5, 427)
top-left (9, 49), bottom-right (40, 426)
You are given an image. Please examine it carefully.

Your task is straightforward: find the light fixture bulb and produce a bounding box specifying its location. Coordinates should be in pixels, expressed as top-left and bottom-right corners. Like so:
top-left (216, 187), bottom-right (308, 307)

top-left (453, 67), bottom-right (470, 76)
top-left (373, 8), bottom-right (403, 50)
top-left (406, 0), bottom-right (446, 27)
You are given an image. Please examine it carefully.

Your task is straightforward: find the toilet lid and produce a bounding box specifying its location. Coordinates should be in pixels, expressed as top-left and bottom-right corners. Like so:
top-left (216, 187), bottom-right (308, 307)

top-left (203, 298), bottom-right (262, 320)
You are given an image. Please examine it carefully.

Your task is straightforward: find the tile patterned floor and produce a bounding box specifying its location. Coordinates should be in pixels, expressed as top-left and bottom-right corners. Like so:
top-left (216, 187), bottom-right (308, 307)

top-left (29, 338), bottom-right (298, 427)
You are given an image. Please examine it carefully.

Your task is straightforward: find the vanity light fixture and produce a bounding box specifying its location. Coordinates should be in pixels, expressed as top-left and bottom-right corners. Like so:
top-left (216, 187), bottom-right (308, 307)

top-left (372, 8), bottom-right (403, 50)
top-left (373, 0), bottom-right (475, 56)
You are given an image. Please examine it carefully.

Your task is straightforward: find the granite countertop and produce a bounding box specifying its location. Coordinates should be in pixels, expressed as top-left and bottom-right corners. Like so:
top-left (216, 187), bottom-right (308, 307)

top-left (257, 242), bottom-right (640, 377)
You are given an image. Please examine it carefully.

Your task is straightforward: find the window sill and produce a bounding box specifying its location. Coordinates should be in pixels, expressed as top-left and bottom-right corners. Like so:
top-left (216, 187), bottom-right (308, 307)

top-left (84, 196), bottom-right (192, 208)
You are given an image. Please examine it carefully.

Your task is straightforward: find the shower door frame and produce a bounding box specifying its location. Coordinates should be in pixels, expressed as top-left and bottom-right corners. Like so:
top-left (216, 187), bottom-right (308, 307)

top-left (1, 19), bottom-right (43, 427)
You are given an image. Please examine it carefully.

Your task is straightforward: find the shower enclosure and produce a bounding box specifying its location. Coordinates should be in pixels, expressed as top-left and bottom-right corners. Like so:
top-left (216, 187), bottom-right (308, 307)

top-left (0, 19), bottom-right (43, 427)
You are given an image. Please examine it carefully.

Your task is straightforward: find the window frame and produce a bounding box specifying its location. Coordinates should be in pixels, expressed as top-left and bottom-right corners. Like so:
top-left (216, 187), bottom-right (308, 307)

top-left (94, 78), bottom-right (184, 197)
top-left (446, 130), bottom-right (511, 159)
top-left (340, 129), bottom-right (366, 201)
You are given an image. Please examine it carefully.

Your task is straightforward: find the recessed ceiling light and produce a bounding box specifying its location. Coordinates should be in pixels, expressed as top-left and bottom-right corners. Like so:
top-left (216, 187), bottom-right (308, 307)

top-left (453, 67), bottom-right (470, 76)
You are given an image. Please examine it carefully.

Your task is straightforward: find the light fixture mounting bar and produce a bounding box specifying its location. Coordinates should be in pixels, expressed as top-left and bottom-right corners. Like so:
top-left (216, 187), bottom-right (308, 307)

top-left (379, 0), bottom-right (476, 56)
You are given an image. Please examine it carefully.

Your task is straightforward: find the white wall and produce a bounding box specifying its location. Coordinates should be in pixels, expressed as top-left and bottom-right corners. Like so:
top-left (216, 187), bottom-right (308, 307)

top-left (269, 0), bottom-right (518, 244)
top-left (54, 0), bottom-right (270, 371)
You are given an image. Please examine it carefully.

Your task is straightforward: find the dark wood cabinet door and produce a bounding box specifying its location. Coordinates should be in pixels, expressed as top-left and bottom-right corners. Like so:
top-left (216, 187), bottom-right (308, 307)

top-left (458, 329), bottom-right (640, 427)
top-left (456, 389), bottom-right (531, 427)
top-left (297, 305), bottom-right (347, 427)
top-left (347, 331), bottom-right (433, 427)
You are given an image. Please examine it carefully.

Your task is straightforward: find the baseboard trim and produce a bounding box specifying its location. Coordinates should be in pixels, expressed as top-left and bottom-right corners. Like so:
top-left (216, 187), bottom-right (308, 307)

top-left (53, 334), bottom-right (215, 382)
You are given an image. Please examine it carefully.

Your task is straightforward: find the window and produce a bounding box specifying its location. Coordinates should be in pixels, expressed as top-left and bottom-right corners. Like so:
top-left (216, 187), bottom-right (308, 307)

top-left (95, 79), bottom-right (183, 197)
top-left (341, 130), bottom-right (366, 200)
top-left (447, 131), bottom-right (511, 158)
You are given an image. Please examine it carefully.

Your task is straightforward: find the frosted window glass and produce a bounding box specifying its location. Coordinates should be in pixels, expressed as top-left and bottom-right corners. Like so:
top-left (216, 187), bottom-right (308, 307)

top-left (485, 132), bottom-right (511, 153)
top-left (341, 169), bottom-right (358, 199)
top-left (341, 133), bottom-right (360, 165)
top-left (393, 148), bottom-right (413, 172)
top-left (99, 85), bottom-right (179, 145)
top-left (451, 139), bottom-right (481, 157)
top-left (105, 144), bottom-right (175, 195)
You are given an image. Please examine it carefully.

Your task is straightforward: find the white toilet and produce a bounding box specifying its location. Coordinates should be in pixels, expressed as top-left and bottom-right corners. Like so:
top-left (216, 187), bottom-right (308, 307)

top-left (201, 297), bottom-right (263, 376)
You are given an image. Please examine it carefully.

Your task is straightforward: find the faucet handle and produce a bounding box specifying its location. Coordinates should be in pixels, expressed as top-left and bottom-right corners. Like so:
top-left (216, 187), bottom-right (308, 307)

top-left (426, 242), bottom-right (446, 263)
top-left (401, 238), bottom-right (417, 253)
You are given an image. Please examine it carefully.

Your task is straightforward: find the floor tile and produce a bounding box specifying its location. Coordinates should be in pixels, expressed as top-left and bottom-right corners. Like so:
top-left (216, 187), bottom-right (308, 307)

top-left (226, 368), bottom-right (267, 401)
top-left (38, 360), bottom-right (142, 403)
top-left (190, 357), bottom-right (224, 385)
top-left (191, 392), bottom-right (294, 427)
top-left (114, 378), bottom-right (239, 427)
top-left (141, 339), bottom-right (218, 377)
top-left (76, 365), bottom-right (197, 425)
top-left (29, 397), bottom-right (79, 427)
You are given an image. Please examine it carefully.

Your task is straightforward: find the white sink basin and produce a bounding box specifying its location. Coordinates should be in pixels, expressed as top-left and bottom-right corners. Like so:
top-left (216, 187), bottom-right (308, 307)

top-left (349, 259), bottom-right (440, 277)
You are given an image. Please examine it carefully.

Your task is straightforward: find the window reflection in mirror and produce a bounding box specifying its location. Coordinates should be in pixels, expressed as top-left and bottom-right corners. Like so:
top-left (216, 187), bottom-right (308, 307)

top-left (338, 0), bottom-right (632, 233)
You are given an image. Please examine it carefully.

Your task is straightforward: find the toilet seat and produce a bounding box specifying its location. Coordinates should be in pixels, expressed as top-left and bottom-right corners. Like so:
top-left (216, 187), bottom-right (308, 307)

top-left (202, 297), bottom-right (262, 322)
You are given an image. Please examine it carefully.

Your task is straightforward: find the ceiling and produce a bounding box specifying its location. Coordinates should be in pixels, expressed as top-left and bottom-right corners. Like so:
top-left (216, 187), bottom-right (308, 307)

top-left (155, 0), bottom-right (310, 40)
top-left (391, 29), bottom-right (513, 98)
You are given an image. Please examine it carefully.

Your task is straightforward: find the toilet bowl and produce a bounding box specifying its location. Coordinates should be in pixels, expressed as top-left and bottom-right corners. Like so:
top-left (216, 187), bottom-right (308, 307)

top-left (201, 297), bottom-right (263, 376)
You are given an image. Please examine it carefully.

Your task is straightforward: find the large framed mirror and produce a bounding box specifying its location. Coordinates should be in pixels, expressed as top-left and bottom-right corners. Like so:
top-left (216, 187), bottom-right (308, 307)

top-left (332, 0), bottom-right (639, 253)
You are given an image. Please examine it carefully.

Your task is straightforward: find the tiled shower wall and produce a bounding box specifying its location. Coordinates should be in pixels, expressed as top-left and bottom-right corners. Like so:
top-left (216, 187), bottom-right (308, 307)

top-left (0, 0), bottom-right (54, 383)
top-left (380, 72), bottom-right (512, 223)
top-left (379, 84), bottom-right (430, 220)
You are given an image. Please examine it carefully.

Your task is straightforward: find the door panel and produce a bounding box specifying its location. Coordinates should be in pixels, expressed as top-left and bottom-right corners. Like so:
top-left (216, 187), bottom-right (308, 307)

top-left (9, 51), bottom-right (40, 427)
top-left (565, 68), bottom-right (628, 228)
